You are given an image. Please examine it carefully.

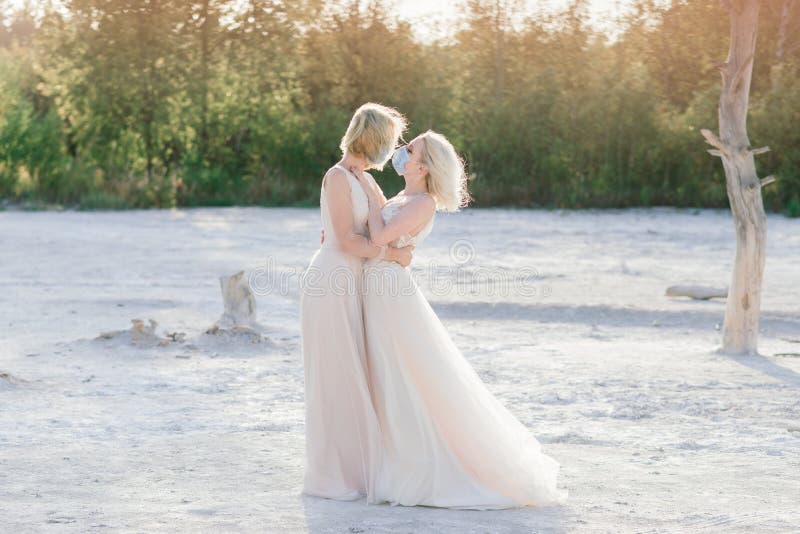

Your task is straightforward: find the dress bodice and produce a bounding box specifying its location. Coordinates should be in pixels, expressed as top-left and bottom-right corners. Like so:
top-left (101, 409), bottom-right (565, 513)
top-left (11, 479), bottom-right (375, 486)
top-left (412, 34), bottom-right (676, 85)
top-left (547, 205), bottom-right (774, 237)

top-left (381, 194), bottom-right (436, 249)
top-left (319, 164), bottom-right (369, 249)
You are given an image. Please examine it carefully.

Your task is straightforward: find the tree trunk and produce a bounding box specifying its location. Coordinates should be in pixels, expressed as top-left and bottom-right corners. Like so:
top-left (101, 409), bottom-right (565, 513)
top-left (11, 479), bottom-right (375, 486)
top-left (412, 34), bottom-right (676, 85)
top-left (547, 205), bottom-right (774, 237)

top-left (494, 0), bottom-right (504, 106)
top-left (199, 0), bottom-right (210, 162)
top-left (701, 0), bottom-right (774, 355)
top-left (206, 270), bottom-right (265, 335)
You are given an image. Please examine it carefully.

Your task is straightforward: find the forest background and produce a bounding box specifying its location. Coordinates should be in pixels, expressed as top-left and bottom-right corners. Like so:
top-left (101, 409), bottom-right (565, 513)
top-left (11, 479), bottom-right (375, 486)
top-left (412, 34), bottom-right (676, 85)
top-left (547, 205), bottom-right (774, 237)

top-left (0, 0), bottom-right (798, 214)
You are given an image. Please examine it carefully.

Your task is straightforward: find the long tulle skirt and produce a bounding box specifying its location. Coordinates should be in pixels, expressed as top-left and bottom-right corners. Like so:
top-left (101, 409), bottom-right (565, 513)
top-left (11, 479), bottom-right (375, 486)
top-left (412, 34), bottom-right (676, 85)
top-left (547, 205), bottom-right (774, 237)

top-left (362, 259), bottom-right (569, 510)
top-left (300, 246), bottom-right (382, 501)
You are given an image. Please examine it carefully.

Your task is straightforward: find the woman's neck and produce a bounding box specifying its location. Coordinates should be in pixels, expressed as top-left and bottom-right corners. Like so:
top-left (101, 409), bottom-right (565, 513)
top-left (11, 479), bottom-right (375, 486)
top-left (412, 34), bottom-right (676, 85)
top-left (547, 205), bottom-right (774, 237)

top-left (402, 177), bottom-right (429, 196)
top-left (339, 153), bottom-right (368, 171)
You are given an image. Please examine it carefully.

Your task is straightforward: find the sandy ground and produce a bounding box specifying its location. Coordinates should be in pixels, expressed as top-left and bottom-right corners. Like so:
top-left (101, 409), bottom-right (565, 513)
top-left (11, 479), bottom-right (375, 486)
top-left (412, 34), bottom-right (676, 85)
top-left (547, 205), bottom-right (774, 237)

top-left (1, 206), bottom-right (798, 533)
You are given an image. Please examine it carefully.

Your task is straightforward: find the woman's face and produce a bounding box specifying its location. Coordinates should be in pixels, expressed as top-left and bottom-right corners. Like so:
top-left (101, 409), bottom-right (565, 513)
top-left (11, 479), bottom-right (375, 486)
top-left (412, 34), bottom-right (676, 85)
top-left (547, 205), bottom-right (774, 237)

top-left (403, 137), bottom-right (426, 180)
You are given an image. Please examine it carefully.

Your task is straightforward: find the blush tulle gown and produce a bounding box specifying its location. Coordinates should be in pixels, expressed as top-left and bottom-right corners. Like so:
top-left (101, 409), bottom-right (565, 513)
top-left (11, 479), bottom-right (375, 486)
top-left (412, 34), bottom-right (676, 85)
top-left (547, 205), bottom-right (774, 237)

top-left (299, 164), bottom-right (382, 501)
top-left (361, 194), bottom-right (569, 510)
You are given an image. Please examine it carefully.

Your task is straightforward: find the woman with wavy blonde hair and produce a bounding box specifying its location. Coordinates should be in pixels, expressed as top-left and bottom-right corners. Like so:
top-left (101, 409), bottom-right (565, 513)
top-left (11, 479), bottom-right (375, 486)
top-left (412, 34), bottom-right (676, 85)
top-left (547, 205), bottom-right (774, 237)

top-left (349, 130), bottom-right (569, 510)
top-left (299, 102), bottom-right (413, 503)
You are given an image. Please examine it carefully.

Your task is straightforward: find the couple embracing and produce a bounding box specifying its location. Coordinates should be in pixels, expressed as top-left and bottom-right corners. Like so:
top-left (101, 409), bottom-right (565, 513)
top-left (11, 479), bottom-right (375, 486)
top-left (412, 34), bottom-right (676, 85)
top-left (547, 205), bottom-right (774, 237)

top-left (299, 102), bottom-right (568, 510)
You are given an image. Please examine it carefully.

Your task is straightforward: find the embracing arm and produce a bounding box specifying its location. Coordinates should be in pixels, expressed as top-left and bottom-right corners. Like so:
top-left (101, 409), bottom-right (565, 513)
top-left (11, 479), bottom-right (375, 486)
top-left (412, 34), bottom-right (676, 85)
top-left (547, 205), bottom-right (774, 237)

top-left (364, 172), bottom-right (388, 208)
top-left (324, 169), bottom-right (384, 259)
top-left (364, 190), bottom-right (436, 247)
top-left (324, 169), bottom-right (414, 266)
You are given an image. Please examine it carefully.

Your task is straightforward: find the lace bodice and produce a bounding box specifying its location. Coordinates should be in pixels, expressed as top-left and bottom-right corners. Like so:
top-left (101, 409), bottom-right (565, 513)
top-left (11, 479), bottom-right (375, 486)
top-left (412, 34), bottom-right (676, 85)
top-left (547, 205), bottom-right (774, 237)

top-left (319, 164), bottom-right (369, 249)
top-left (381, 194), bottom-right (436, 249)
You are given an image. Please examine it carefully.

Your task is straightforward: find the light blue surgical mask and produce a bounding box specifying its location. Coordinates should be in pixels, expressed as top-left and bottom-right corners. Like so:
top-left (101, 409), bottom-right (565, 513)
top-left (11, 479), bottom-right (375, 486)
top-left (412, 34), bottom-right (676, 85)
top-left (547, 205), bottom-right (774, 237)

top-left (367, 145), bottom-right (392, 166)
top-left (391, 146), bottom-right (410, 175)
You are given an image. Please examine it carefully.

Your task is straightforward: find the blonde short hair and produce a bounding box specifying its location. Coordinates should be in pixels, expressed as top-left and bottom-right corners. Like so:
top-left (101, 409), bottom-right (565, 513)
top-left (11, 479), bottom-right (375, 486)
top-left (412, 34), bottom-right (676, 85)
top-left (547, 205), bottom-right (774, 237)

top-left (416, 130), bottom-right (472, 212)
top-left (340, 103), bottom-right (408, 170)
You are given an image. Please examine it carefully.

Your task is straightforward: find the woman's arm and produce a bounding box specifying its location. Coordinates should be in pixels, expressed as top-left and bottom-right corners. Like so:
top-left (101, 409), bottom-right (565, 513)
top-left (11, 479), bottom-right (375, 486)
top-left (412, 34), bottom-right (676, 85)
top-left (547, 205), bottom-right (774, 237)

top-left (364, 171), bottom-right (388, 208)
top-left (354, 169), bottom-right (436, 247)
top-left (323, 168), bottom-right (414, 265)
top-left (369, 195), bottom-right (435, 246)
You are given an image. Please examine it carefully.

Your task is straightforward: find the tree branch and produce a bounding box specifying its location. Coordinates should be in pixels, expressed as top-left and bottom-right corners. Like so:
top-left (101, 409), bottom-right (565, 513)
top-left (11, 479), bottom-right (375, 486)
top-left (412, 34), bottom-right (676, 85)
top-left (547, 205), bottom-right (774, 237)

top-left (747, 175), bottom-right (776, 191)
top-left (701, 128), bottom-right (728, 156)
top-left (750, 146), bottom-right (770, 156)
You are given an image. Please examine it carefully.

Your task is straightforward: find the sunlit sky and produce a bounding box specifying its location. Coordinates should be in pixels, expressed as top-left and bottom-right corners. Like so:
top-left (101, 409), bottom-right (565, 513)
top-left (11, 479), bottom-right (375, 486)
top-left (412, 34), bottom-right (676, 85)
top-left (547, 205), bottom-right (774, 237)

top-left (396, 0), bottom-right (640, 42)
top-left (2, 0), bottom-right (642, 42)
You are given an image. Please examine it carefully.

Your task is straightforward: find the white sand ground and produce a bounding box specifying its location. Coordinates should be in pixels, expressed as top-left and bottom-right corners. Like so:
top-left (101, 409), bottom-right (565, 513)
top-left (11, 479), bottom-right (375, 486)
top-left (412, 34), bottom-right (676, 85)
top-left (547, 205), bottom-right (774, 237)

top-left (0, 206), bottom-right (798, 533)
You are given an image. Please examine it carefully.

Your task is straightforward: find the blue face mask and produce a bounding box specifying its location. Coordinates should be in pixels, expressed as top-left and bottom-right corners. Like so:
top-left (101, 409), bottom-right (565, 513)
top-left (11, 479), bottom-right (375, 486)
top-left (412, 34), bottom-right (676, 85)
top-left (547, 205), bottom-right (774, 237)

top-left (391, 146), bottom-right (410, 176)
top-left (368, 146), bottom-right (392, 166)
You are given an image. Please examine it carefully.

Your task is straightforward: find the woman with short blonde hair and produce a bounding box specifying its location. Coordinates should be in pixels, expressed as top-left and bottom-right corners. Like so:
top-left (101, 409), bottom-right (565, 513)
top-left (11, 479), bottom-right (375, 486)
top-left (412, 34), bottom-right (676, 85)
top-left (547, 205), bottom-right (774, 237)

top-left (299, 102), bottom-right (412, 503)
top-left (339, 103), bottom-right (408, 170)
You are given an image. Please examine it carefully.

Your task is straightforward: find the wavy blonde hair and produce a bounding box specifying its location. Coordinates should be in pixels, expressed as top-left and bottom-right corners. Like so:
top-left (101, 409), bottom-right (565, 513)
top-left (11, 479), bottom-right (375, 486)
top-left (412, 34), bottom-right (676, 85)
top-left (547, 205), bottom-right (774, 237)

top-left (340, 102), bottom-right (408, 170)
top-left (416, 130), bottom-right (472, 212)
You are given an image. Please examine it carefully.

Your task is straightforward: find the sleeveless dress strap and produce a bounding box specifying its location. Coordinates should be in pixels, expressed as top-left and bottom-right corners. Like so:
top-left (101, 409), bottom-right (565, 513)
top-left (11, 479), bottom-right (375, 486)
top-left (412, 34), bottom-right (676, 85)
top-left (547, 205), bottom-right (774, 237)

top-left (331, 164), bottom-right (360, 189)
top-left (324, 164), bottom-right (355, 193)
top-left (332, 164), bottom-right (353, 177)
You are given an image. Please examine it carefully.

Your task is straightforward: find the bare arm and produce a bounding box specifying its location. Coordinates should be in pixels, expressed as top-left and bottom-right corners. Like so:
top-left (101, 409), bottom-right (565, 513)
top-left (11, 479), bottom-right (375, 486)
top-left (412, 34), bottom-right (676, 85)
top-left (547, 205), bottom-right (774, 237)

top-left (364, 171), bottom-right (388, 208)
top-left (324, 168), bottom-right (382, 259)
top-left (323, 169), bottom-right (414, 265)
top-left (353, 169), bottom-right (436, 247)
top-left (368, 194), bottom-right (435, 246)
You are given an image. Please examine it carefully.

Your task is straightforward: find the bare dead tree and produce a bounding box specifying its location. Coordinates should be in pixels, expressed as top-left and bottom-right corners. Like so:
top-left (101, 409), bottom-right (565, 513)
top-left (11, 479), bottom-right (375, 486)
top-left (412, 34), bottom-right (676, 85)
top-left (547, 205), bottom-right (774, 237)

top-left (701, 0), bottom-right (777, 355)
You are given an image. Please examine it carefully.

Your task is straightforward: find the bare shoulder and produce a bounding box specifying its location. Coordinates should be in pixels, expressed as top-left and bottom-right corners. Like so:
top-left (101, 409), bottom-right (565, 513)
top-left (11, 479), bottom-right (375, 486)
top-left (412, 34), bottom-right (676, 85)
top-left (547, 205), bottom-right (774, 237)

top-left (415, 193), bottom-right (437, 212)
top-left (322, 166), bottom-right (350, 190)
top-left (404, 193), bottom-right (436, 216)
top-left (404, 194), bottom-right (436, 236)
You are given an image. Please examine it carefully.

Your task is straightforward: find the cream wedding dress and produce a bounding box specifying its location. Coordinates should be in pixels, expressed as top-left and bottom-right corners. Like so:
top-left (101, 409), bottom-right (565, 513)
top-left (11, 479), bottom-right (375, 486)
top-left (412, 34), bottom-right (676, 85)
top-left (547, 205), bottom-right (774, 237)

top-left (362, 193), bottom-right (569, 510)
top-left (299, 164), bottom-right (382, 501)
